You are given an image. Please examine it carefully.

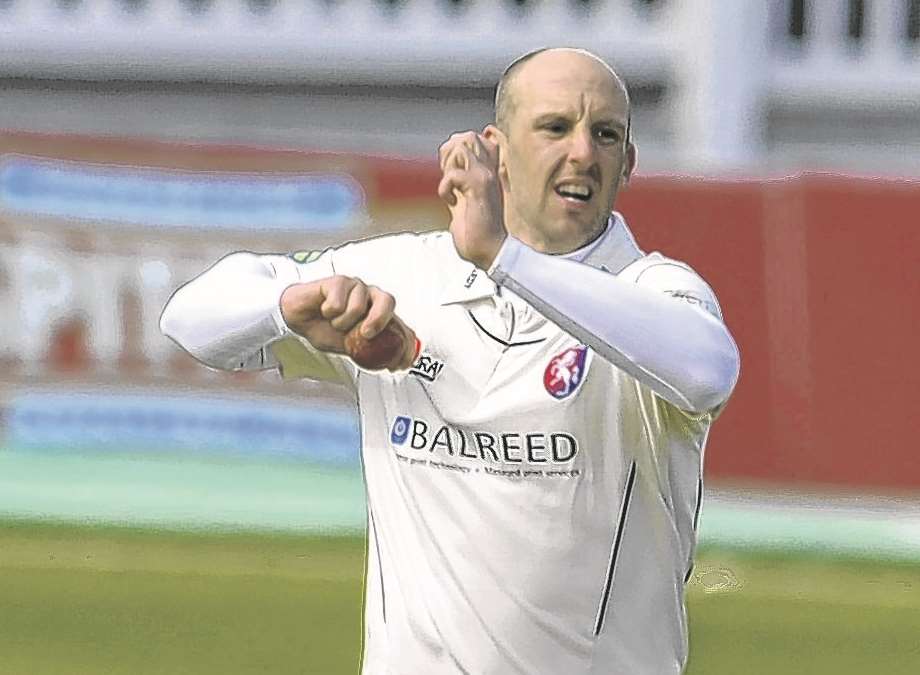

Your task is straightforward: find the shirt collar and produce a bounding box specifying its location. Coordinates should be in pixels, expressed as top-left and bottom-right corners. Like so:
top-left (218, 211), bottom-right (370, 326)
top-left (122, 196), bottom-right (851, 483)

top-left (438, 212), bottom-right (644, 306)
top-left (438, 240), bottom-right (501, 306)
top-left (574, 211), bottom-right (644, 274)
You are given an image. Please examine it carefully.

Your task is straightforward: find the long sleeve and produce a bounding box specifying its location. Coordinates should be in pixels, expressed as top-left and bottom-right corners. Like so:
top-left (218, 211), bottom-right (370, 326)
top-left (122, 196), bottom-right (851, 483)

top-left (160, 250), bottom-right (351, 384)
top-left (488, 236), bottom-right (740, 414)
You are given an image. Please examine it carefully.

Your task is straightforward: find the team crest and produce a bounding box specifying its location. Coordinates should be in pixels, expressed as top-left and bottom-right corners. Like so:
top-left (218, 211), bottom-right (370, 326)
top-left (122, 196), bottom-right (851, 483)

top-left (544, 345), bottom-right (588, 399)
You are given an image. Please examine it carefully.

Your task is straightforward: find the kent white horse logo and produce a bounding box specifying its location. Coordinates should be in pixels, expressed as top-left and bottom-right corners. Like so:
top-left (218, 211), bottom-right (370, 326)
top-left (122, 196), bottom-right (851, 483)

top-left (544, 345), bottom-right (588, 399)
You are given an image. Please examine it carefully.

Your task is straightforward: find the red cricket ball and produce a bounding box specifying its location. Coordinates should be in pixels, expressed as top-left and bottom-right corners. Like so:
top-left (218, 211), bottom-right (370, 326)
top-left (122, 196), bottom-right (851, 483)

top-left (344, 321), bottom-right (410, 371)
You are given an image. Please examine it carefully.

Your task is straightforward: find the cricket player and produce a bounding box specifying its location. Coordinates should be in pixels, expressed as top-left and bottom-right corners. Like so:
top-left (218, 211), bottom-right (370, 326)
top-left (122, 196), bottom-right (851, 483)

top-left (161, 48), bottom-right (740, 674)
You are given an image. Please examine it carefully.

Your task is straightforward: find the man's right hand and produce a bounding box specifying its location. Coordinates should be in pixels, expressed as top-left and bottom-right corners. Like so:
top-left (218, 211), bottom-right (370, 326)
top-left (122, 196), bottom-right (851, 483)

top-left (280, 275), bottom-right (415, 370)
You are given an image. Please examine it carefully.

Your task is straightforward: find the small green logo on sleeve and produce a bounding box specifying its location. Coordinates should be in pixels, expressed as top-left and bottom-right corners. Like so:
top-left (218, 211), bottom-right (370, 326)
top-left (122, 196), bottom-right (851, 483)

top-left (290, 250), bottom-right (324, 264)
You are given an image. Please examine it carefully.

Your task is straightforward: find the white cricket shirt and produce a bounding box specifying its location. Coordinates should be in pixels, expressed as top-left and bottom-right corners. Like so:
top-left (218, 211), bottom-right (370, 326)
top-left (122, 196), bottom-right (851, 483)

top-left (160, 213), bottom-right (738, 674)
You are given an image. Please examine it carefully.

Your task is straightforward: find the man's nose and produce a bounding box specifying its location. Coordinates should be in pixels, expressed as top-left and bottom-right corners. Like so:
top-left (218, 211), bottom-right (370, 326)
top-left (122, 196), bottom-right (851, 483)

top-left (567, 127), bottom-right (596, 166)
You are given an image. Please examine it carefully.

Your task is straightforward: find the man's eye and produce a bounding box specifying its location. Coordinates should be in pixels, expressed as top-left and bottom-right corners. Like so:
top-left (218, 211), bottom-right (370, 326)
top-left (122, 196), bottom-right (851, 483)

top-left (596, 128), bottom-right (620, 142)
top-left (544, 122), bottom-right (567, 134)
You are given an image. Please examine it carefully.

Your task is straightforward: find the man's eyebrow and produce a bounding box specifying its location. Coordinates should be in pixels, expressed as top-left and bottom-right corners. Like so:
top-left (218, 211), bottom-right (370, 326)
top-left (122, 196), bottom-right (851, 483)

top-left (530, 110), bottom-right (619, 124)
top-left (532, 111), bottom-right (572, 123)
top-left (531, 112), bottom-right (627, 131)
top-left (594, 118), bottom-right (628, 131)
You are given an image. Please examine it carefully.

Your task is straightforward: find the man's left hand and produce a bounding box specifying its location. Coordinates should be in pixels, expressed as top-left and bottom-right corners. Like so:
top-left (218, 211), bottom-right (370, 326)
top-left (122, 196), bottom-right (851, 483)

top-left (437, 129), bottom-right (506, 271)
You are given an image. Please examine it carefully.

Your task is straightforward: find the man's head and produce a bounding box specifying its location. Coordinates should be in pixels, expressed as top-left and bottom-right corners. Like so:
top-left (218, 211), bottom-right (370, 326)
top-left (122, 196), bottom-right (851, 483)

top-left (485, 48), bottom-right (636, 254)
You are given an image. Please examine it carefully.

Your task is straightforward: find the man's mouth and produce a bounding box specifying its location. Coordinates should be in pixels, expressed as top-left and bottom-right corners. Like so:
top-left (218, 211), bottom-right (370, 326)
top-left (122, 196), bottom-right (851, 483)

top-left (554, 183), bottom-right (593, 203)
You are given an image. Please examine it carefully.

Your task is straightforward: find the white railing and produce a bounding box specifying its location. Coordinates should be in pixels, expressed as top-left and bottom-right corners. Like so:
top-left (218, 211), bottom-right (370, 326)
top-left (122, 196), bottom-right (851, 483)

top-left (770, 0), bottom-right (920, 105)
top-left (0, 0), bottom-right (676, 84)
top-left (0, 1), bottom-right (916, 170)
top-left (668, 0), bottom-right (920, 169)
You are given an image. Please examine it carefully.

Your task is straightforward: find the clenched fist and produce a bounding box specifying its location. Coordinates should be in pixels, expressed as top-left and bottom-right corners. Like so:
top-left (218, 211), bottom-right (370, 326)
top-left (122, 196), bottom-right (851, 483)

top-left (280, 275), bottom-right (418, 371)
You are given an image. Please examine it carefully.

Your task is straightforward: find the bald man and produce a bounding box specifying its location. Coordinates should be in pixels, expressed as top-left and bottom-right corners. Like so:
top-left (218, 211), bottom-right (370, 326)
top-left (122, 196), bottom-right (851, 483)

top-left (161, 48), bottom-right (740, 674)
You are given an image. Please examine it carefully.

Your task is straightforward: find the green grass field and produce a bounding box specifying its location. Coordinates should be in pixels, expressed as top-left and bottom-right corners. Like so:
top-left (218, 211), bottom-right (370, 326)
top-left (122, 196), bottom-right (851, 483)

top-left (2, 520), bottom-right (919, 675)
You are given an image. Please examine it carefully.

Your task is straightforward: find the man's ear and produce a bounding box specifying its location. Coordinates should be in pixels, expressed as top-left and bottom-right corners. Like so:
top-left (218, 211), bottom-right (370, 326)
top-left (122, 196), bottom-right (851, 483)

top-left (482, 124), bottom-right (507, 150)
top-left (483, 124), bottom-right (510, 190)
top-left (623, 142), bottom-right (638, 185)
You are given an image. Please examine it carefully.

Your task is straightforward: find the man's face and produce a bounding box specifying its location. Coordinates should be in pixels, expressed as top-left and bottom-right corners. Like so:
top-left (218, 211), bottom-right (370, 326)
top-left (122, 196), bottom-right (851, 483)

top-left (498, 53), bottom-right (634, 253)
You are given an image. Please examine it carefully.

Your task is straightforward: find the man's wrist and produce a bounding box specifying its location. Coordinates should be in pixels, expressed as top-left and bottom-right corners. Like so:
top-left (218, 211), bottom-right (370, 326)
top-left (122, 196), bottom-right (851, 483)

top-left (476, 235), bottom-right (505, 272)
top-left (277, 283), bottom-right (316, 337)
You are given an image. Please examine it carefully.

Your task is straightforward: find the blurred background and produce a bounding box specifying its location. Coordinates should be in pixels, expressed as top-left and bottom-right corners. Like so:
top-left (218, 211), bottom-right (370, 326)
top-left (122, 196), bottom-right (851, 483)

top-left (0, 1), bottom-right (919, 674)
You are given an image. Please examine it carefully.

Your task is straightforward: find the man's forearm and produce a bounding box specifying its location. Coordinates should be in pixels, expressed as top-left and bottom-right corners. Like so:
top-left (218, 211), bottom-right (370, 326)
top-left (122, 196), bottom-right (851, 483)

top-left (488, 237), bottom-right (740, 414)
top-left (160, 252), bottom-right (296, 370)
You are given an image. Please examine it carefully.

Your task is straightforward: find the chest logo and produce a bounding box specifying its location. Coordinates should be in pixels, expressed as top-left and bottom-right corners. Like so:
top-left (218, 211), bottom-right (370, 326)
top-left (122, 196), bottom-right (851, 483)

top-left (410, 352), bottom-right (445, 382)
top-left (544, 345), bottom-right (588, 399)
top-left (390, 416), bottom-right (411, 444)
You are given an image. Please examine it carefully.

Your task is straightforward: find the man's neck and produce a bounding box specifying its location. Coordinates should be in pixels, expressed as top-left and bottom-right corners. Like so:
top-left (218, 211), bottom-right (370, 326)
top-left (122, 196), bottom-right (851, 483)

top-left (507, 218), bottom-right (610, 256)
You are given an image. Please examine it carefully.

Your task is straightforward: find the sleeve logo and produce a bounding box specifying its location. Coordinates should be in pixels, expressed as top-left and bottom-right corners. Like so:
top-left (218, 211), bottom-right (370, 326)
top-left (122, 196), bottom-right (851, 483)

top-left (663, 289), bottom-right (720, 318)
top-left (290, 250), bottom-right (324, 264)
